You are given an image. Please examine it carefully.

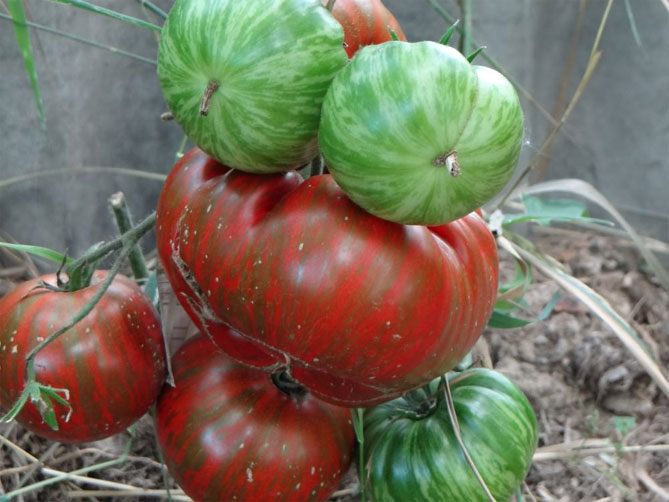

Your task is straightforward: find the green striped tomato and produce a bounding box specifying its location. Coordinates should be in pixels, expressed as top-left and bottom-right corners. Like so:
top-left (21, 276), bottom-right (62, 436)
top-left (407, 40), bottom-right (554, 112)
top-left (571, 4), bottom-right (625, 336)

top-left (0, 272), bottom-right (166, 443)
top-left (319, 41), bottom-right (524, 225)
top-left (155, 334), bottom-right (354, 502)
top-left (157, 0), bottom-right (347, 173)
top-left (364, 369), bottom-right (537, 502)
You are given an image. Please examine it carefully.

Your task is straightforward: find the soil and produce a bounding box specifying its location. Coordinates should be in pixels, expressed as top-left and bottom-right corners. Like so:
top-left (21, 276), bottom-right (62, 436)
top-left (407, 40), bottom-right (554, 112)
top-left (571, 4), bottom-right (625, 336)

top-left (0, 230), bottom-right (667, 501)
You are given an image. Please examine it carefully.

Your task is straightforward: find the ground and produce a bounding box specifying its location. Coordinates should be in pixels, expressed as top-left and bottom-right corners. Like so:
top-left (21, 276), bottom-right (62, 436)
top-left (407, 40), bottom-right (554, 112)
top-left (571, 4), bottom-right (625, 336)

top-left (0, 230), bottom-right (667, 501)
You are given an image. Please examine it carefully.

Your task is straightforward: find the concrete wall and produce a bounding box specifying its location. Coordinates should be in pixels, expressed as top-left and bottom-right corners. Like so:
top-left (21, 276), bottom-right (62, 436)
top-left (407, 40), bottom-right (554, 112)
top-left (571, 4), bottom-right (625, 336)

top-left (1, 0), bottom-right (667, 261)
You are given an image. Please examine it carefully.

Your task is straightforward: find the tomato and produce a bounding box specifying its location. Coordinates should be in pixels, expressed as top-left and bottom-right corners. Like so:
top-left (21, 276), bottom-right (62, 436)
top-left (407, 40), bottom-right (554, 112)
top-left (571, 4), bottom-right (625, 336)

top-left (319, 41), bottom-right (524, 225)
top-left (155, 334), bottom-right (354, 502)
top-left (364, 369), bottom-right (538, 501)
top-left (157, 0), bottom-right (347, 174)
top-left (156, 148), bottom-right (499, 407)
top-left (0, 272), bottom-right (166, 443)
top-left (323, 0), bottom-right (406, 58)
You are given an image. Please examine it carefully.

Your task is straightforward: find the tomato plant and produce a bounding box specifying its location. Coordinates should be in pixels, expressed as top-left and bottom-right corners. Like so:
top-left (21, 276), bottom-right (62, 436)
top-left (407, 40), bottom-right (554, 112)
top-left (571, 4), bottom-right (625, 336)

top-left (324, 0), bottom-right (406, 57)
top-left (155, 333), bottom-right (354, 502)
top-left (364, 368), bottom-right (538, 501)
top-left (157, 0), bottom-right (347, 173)
top-left (319, 40), bottom-right (524, 225)
top-left (0, 272), bottom-right (166, 443)
top-left (156, 148), bottom-right (499, 407)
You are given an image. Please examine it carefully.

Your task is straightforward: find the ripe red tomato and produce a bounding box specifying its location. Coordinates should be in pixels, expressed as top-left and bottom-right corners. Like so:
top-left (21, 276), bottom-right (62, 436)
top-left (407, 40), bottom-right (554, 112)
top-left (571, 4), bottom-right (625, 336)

top-left (156, 148), bottom-right (498, 407)
top-left (155, 334), bottom-right (354, 502)
top-left (0, 272), bottom-right (166, 443)
top-left (324, 0), bottom-right (407, 57)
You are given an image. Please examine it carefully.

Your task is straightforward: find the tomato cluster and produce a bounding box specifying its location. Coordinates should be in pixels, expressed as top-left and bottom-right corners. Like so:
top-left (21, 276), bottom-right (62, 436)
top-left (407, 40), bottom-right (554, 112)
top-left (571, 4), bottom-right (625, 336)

top-left (0, 0), bottom-right (537, 500)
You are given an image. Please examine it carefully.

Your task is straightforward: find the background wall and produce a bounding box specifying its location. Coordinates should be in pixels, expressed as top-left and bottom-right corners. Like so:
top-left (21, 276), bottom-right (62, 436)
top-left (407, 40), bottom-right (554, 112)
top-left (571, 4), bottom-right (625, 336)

top-left (1, 0), bottom-right (667, 260)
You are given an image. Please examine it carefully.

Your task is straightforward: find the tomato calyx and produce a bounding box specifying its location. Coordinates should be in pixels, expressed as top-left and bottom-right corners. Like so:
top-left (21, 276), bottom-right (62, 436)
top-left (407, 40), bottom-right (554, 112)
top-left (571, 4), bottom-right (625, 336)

top-left (395, 386), bottom-right (439, 420)
top-left (432, 150), bottom-right (461, 177)
top-left (199, 80), bottom-right (220, 117)
top-left (271, 369), bottom-right (308, 400)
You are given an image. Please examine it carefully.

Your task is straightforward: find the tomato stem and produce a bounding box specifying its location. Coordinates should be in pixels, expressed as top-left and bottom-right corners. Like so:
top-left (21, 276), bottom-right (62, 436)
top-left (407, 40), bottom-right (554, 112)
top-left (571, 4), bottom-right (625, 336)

top-left (199, 80), bottom-right (219, 116)
top-left (109, 192), bottom-right (149, 282)
top-left (270, 370), bottom-right (307, 399)
top-left (325, 0), bottom-right (337, 11)
top-left (432, 150), bottom-right (461, 177)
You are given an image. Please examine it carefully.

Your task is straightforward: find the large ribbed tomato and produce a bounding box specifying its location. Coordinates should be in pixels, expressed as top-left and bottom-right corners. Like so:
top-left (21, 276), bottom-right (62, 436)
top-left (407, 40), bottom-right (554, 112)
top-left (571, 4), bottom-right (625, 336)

top-left (155, 334), bottom-right (354, 502)
top-left (364, 369), bottom-right (538, 501)
top-left (156, 148), bottom-right (499, 407)
top-left (0, 272), bottom-right (166, 442)
top-left (323, 0), bottom-right (406, 58)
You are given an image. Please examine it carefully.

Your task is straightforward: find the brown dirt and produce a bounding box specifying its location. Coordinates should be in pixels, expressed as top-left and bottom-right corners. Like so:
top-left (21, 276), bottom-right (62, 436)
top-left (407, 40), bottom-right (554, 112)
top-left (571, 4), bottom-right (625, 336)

top-left (1, 231), bottom-right (668, 501)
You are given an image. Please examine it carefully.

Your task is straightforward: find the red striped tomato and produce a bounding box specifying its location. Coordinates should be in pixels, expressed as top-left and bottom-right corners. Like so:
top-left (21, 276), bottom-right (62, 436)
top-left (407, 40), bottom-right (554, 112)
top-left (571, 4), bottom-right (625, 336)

top-left (156, 148), bottom-right (499, 407)
top-left (155, 334), bottom-right (354, 502)
top-left (323, 0), bottom-right (407, 57)
top-left (0, 272), bottom-right (166, 443)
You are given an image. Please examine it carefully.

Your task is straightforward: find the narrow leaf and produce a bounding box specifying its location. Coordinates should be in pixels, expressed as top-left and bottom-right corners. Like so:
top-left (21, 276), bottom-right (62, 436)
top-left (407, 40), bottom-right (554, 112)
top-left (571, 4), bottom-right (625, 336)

top-left (388, 27), bottom-right (399, 41)
top-left (143, 269), bottom-right (160, 308)
top-left (498, 235), bottom-right (669, 401)
top-left (438, 19), bottom-right (459, 45)
top-left (38, 393), bottom-right (60, 431)
top-left (8, 0), bottom-right (46, 131)
top-left (48, 0), bottom-right (161, 32)
top-left (538, 291), bottom-right (562, 321)
top-left (0, 387), bottom-right (31, 423)
top-left (623, 0), bottom-right (643, 47)
top-left (466, 46), bottom-right (486, 63)
top-left (0, 242), bottom-right (72, 265)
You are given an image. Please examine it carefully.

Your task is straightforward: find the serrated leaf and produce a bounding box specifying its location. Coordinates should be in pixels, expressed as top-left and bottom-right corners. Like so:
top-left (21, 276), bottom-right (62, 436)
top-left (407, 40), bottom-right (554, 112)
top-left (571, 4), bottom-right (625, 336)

top-left (8, 0), bottom-right (46, 132)
top-left (0, 242), bottom-right (72, 265)
top-left (48, 0), bottom-right (161, 32)
top-left (487, 310), bottom-right (532, 329)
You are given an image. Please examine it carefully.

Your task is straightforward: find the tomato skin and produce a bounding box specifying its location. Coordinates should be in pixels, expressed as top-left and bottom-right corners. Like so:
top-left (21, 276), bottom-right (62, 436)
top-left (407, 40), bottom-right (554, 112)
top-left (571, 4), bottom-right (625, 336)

top-left (323, 0), bottom-right (407, 57)
top-left (155, 334), bottom-right (354, 502)
top-left (320, 41), bottom-right (524, 225)
top-left (157, 0), bottom-right (347, 173)
top-left (0, 272), bottom-right (166, 443)
top-left (364, 369), bottom-right (538, 502)
top-left (156, 148), bottom-right (499, 407)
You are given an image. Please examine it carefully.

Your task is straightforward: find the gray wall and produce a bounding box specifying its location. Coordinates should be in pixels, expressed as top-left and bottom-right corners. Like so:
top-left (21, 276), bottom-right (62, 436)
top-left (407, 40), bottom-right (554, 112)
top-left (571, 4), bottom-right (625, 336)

top-left (1, 0), bottom-right (667, 262)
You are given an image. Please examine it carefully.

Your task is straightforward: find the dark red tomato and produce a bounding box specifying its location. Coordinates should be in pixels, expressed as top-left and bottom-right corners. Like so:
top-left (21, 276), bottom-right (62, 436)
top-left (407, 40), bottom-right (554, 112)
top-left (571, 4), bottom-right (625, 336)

top-left (155, 334), bottom-right (354, 502)
top-left (0, 272), bottom-right (166, 443)
top-left (156, 148), bottom-right (498, 407)
top-left (324, 0), bottom-right (407, 57)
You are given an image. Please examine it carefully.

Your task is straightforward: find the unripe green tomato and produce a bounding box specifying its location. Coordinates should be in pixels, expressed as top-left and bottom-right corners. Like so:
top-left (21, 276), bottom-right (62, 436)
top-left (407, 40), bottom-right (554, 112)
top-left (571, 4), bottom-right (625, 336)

top-left (364, 368), bottom-right (538, 502)
top-left (158, 0), bottom-right (347, 173)
top-left (320, 41), bottom-right (524, 225)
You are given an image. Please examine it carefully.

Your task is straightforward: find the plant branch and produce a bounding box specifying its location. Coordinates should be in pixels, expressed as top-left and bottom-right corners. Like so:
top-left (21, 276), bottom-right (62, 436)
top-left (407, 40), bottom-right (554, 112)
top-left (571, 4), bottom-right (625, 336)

top-left (65, 212), bottom-right (156, 277)
top-left (109, 192), bottom-right (149, 281)
top-left (441, 375), bottom-right (496, 502)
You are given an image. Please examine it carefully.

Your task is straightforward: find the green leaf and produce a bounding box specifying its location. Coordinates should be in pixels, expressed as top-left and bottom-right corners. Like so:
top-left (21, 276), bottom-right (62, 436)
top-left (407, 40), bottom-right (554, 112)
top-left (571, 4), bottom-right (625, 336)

top-left (48, 0), bottom-right (161, 32)
top-left (538, 291), bottom-right (561, 321)
top-left (8, 0), bottom-right (46, 132)
top-left (388, 27), bottom-right (399, 41)
top-left (438, 19), bottom-right (459, 45)
top-left (520, 179), bottom-right (669, 291)
top-left (0, 242), bottom-right (73, 265)
top-left (488, 310), bottom-right (532, 329)
top-left (504, 194), bottom-right (613, 227)
top-left (38, 392), bottom-right (60, 431)
top-left (623, 0), bottom-right (643, 47)
top-left (466, 46), bottom-right (486, 63)
top-left (0, 386), bottom-right (32, 423)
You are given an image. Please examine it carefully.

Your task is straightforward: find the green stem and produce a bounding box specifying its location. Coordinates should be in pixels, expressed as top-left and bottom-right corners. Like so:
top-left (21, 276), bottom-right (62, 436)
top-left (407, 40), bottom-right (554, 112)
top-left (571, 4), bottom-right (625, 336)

top-left (135, 0), bottom-right (168, 20)
top-left (109, 192), bottom-right (149, 281)
top-left (65, 211), bottom-right (156, 278)
top-left (47, 0), bottom-right (162, 32)
top-left (459, 0), bottom-right (472, 56)
top-left (0, 13), bottom-right (157, 65)
top-left (25, 239), bottom-right (138, 373)
top-left (309, 155), bottom-right (324, 177)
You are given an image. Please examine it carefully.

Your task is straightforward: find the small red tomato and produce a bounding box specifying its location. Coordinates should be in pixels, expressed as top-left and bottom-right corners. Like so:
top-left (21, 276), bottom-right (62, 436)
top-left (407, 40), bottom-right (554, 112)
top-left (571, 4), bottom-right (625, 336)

top-left (0, 272), bottom-right (166, 442)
